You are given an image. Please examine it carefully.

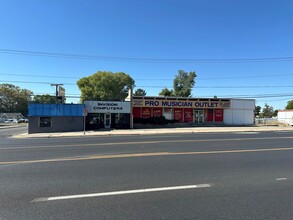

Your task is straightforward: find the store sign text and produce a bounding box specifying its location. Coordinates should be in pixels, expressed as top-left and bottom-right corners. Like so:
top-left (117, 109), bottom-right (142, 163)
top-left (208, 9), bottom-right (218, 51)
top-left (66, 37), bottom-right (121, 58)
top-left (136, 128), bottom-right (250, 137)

top-left (133, 100), bottom-right (230, 109)
top-left (84, 101), bottom-right (130, 113)
top-left (93, 103), bottom-right (123, 111)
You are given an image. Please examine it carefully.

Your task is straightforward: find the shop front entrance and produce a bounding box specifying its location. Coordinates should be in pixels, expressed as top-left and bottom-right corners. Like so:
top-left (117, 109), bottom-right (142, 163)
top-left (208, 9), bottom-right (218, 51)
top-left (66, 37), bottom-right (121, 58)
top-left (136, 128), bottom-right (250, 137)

top-left (104, 113), bottom-right (111, 129)
top-left (194, 109), bottom-right (204, 124)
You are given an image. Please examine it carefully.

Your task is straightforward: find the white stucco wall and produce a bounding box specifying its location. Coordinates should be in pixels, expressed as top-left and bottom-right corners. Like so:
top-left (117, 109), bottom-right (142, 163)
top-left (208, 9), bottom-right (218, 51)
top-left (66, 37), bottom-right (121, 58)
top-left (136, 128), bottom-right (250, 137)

top-left (277, 111), bottom-right (293, 125)
top-left (224, 99), bottom-right (255, 125)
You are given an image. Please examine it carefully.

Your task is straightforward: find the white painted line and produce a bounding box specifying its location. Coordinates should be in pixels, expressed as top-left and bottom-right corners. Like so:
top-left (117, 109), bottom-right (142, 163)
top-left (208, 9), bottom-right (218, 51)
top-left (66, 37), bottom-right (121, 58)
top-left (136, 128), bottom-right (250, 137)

top-left (276, 178), bottom-right (287, 181)
top-left (141, 135), bottom-right (182, 139)
top-left (32, 183), bottom-right (212, 202)
top-left (234, 132), bottom-right (260, 134)
top-left (0, 164), bottom-right (18, 168)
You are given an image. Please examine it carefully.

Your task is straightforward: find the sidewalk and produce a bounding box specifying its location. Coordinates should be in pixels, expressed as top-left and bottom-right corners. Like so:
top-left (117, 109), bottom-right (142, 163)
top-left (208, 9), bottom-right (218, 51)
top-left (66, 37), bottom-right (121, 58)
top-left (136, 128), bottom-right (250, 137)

top-left (13, 125), bottom-right (293, 138)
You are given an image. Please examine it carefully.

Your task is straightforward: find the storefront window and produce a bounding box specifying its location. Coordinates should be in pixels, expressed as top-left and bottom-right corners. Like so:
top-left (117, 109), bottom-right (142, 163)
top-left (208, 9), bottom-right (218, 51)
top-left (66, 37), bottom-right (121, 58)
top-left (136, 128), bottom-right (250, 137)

top-left (215, 109), bottom-right (224, 122)
top-left (118, 113), bottom-right (125, 123)
top-left (174, 108), bottom-right (183, 122)
top-left (153, 108), bottom-right (162, 117)
top-left (115, 113), bottom-right (130, 128)
top-left (133, 107), bottom-right (141, 118)
top-left (40, 117), bottom-right (51, 127)
top-left (207, 109), bottom-right (214, 122)
top-left (184, 109), bottom-right (193, 122)
top-left (163, 108), bottom-right (173, 120)
top-left (142, 107), bottom-right (152, 118)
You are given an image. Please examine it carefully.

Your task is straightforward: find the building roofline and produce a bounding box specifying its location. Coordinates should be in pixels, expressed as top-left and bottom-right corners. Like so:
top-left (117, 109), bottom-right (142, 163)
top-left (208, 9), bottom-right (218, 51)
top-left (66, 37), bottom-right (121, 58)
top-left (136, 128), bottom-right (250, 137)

top-left (132, 96), bottom-right (255, 101)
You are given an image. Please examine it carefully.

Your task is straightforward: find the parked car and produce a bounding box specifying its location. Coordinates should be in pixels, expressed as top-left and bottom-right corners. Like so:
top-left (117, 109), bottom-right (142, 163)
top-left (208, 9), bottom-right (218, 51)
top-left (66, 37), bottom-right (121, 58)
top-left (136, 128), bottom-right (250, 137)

top-left (17, 119), bottom-right (28, 123)
top-left (5, 119), bottom-right (14, 123)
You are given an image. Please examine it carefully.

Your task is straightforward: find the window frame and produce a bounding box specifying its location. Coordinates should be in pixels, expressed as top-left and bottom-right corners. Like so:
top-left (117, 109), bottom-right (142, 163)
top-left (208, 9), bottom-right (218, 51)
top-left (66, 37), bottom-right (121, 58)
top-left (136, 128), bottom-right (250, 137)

top-left (39, 117), bottom-right (52, 128)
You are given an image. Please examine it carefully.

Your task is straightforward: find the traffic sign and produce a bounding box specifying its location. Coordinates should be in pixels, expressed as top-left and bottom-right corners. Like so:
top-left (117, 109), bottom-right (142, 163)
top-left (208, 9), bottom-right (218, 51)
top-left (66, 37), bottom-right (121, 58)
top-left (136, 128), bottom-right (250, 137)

top-left (83, 108), bottom-right (88, 116)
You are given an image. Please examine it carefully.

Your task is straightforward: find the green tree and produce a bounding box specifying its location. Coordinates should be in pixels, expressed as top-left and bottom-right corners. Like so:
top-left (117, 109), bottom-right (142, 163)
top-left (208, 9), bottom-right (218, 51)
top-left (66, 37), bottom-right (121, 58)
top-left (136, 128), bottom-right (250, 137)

top-left (0, 84), bottom-right (33, 115)
top-left (173, 70), bottom-right (197, 97)
top-left (273, 110), bottom-right (278, 117)
top-left (134, 88), bottom-right (147, 96)
top-left (261, 103), bottom-right (274, 118)
top-left (254, 106), bottom-right (261, 116)
top-left (33, 94), bottom-right (58, 104)
top-left (77, 71), bottom-right (135, 102)
top-left (159, 88), bottom-right (174, 96)
top-left (285, 100), bottom-right (293, 109)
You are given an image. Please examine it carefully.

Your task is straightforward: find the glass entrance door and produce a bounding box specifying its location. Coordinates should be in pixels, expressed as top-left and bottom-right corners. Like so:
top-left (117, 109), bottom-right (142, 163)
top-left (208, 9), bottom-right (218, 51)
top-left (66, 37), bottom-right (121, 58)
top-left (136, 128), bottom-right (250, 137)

top-left (194, 110), bottom-right (204, 124)
top-left (104, 113), bottom-right (111, 129)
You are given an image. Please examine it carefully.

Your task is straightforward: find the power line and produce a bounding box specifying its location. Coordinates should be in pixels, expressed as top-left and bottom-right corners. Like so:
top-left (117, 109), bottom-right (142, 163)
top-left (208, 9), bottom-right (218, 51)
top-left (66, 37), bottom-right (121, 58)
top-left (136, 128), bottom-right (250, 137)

top-left (1, 48), bottom-right (293, 63)
top-left (1, 80), bottom-right (293, 89)
top-left (0, 73), bottom-right (81, 79)
top-left (1, 72), bottom-right (293, 81)
top-left (135, 73), bottom-right (293, 81)
top-left (30, 92), bottom-right (292, 99)
top-left (33, 92), bottom-right (82, 96)
top-left (0, 80), bottom-right (76, 85)
top-left (196, 73), bottom-right (293, 80)
top-left (139, 85), bottom-right (293, 88)
top-left (29, 93), bottom-right (293, 99)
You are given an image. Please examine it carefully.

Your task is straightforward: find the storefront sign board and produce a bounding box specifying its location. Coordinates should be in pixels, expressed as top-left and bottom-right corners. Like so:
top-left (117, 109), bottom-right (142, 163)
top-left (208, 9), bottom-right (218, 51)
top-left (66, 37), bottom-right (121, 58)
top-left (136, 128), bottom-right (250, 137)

top-left (85, 101), bottom-right (130, 113)
top-left (133, 99), bottom-right (230, 109)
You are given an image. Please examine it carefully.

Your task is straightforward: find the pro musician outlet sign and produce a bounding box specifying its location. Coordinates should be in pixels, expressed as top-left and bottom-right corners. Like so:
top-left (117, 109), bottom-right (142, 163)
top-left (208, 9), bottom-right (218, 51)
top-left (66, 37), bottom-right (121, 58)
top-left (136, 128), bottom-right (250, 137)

top-left (133, 99), bottom-right (230, 109)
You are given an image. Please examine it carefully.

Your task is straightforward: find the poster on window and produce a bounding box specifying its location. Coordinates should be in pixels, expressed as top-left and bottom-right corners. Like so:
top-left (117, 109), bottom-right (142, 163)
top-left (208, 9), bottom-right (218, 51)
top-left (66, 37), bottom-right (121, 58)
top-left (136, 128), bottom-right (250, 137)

top-left (174, 108), bottom-right (183, 122)
top-left (184, 109), bottom-right (193, 122)
top-left (215, 109), bottom-right (224, 122)
top-left (142, 107), bottom-right (152, 118)
top-left (153, 108), bottom-right (162, 117)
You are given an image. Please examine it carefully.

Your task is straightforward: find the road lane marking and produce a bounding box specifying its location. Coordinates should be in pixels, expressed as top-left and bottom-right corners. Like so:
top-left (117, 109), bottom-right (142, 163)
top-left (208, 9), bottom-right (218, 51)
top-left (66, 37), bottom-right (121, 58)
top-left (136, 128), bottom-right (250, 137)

top-left (1, 136), bottom-right (293, 151)
top-left (141, 135), bottom-right (182, 138)
top-left (32, 183), bottom-right (212, 202)
top-left (276, 178), bottom-right (287, 181)
top-left (1, 147), bottom-right (293, 165)
top-left (0, 152), bottom-right (170, 165)
top-left (234, 132), bottom-right (260, 134)
top-left (0, 164), bottom-right (18, 168)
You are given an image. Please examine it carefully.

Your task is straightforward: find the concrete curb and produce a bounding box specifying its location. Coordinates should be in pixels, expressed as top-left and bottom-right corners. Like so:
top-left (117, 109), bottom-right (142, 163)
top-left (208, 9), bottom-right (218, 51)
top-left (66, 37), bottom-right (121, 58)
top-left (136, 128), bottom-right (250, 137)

top-left (12, 126), bottom-right (293, 139)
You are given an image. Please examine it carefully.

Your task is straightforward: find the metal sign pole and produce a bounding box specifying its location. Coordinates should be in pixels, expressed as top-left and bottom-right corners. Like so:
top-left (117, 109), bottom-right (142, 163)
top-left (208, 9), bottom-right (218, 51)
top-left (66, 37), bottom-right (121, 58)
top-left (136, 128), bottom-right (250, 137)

top-left (83, 108), bottom-right (88, 135)
top-left (83, 115), bottom-right (86, 135)
top-left (130, 87), bottom-right (133, 129)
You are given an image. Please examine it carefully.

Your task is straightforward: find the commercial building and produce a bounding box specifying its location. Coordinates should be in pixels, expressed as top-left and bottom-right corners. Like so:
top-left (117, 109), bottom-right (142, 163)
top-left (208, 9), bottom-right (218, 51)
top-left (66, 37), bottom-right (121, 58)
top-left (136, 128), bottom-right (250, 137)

top-left (28, 104), bottom-right (84, 134)
top-left (277, 110), bottom-right (293, 126)
top-left (84, 101), bottom-right (131, 129)
top-left (28, 102), bottom-right (131, 133)
top-left (131, 96), bottom-right (255, 125)
top-left (28, 97), bottom-right (255, 133)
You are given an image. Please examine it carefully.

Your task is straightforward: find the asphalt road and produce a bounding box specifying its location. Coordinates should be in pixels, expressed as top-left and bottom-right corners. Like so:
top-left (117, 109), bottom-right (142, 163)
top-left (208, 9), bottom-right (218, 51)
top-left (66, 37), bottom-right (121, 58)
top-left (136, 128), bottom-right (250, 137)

top-left (0, 124), bottom-right (27, 138)
top-left (0, 128), bottom-right (293, 219)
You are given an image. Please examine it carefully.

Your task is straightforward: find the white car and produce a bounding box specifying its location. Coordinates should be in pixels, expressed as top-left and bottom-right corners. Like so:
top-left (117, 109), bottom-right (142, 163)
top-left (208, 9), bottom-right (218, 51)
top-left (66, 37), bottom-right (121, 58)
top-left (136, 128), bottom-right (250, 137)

top-left (17, 119), bottom-right (28, 123)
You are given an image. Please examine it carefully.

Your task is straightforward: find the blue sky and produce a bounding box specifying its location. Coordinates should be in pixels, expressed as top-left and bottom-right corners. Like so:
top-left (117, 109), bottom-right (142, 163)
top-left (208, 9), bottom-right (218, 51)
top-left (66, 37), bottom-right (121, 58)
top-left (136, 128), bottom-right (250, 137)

top-left (0, 0), bottom-right (293, 110)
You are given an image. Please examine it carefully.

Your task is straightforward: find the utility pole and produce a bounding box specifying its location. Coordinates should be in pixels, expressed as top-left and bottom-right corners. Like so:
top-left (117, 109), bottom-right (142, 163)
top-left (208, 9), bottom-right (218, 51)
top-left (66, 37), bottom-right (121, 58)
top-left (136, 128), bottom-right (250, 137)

top-left (51, 84), bottom-right (64, 104)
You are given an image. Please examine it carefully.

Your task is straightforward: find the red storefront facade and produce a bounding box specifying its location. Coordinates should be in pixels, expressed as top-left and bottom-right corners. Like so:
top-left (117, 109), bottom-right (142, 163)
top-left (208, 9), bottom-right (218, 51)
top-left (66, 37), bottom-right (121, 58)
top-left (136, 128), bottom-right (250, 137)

top-left (132, 97), bottom-right (230, 124)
